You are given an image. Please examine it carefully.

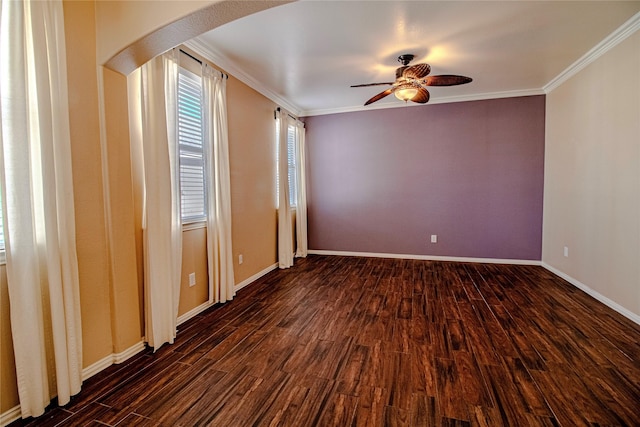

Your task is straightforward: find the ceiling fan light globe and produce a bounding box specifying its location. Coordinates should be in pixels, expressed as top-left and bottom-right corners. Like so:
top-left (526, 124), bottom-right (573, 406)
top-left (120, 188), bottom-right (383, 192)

top-left (395, 87), bottom-right (419, 102)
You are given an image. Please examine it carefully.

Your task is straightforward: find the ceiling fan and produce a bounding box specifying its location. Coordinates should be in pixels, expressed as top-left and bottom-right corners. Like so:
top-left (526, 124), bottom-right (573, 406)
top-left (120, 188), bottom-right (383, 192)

top-left (351, 54), bottom-right (472, 106)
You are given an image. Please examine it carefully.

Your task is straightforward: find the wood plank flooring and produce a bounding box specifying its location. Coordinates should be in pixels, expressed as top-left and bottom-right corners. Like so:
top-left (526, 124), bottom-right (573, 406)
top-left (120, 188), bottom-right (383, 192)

top-left (10, 255), bottom-right (640, 426)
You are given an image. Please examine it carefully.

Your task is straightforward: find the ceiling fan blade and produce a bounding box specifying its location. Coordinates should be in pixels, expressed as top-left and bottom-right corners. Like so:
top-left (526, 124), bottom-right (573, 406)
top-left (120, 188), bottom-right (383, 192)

top-left (402, 63), bottom-right (431, 79)
top-left (364, 88), bottom-right (394, 105)
top-left (411, 88), bottom-right (430, 104)
top-left (350, 82), bottom-right (394, 88)
top-left (423, 75), bottom-right (473, 86)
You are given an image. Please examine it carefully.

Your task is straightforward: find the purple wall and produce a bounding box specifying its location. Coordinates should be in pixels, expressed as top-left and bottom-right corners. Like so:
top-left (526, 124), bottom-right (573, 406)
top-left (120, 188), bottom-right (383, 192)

top-left (303, 95), bottom-right (545, 260)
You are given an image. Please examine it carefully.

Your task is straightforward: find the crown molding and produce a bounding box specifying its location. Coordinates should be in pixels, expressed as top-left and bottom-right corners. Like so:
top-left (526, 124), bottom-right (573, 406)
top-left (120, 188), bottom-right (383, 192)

top-left (186, 10), bottom-right (639, 118)
top-left (186, 36), bottom-right (543, 117)
top-left (544, 11), bottom-right (640, 93)
top-left (185, 38), bottom-right (303, 116)
top-left (301, 88), bottom-right (544, 117)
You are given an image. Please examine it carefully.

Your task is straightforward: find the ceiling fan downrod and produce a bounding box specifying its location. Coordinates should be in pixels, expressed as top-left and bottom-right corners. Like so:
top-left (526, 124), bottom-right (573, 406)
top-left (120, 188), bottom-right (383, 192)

top-left (397, 54), bottom-right (415, 66)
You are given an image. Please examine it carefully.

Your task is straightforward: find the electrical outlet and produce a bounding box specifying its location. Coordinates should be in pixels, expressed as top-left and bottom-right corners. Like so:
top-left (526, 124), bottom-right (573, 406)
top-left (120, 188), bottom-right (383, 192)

top-left (563, 246), bottom-right (569, 257)
top-left (430, 234), bottom-right (438, 243)
top-left (188, 272), bottom-right (196, 287)
top-left (239, 254), bottom-right (243, 265)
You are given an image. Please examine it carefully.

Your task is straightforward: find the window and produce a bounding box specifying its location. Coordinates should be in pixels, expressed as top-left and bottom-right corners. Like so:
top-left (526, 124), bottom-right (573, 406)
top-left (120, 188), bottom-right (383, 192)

top-left (287, 124), bottom-right (297, 207)
top-left (0, 190), bottom-right (4, 263)
top-left (177, 68), bottom-right (206, 223)
top-left (276, 120), bottom-right (298, 207)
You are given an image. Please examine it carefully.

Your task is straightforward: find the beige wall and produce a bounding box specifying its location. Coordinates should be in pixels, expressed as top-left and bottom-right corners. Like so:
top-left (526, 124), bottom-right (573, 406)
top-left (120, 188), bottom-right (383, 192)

top-left (227, 75), bottom-right (279, 283)
top-left (101, 66), bottom-right (144, 351)
top-left (95, 0), bottom-right (289, 73)
top-left (543, 31), bottom-right (640, 317)
top-left (1, 0), bottom-right (117, 413)
top-left (178, 227), bottom-right (210, 316)
top-left (1, 266), bottom-right (18, 412)
top-left (64, 0), bottom-right (115, 365)
top-left (95, 0), bottom-right (218, 67)
top-left (1, 0), bottom-right (280, 416)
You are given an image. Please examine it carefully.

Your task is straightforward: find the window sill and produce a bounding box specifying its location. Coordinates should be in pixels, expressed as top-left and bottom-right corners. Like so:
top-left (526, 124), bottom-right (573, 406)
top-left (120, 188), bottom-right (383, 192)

top-left (183, 221), bottom-right (206, 231)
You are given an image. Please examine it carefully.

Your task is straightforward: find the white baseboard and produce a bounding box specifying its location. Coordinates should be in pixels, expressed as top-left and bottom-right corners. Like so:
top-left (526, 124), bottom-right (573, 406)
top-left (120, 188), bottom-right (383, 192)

top-left (308, 249), bottom-right (542, 266)
top-left (308, 250), bottom-right (639, 325)
top-left (81, 354), bottom-right (113, 381)
top-left (177, 301), bottom-right (215, 326)
top-left (112, 341), bottom-right (146, 364)
top-left (1, 341), bottom-right (147, 427)
top-left (176, 263), bottom-right (279, 325)
top-left (0, 405), bottom-right (21, 427)
top-left (235, 263), bottom-right (278, 292)
top-left (542, 262), bottom-right (640, 326)
top-left (1, 262), bottom-right (279, 427)
top-left (81, 340), bottom-right (146, 380)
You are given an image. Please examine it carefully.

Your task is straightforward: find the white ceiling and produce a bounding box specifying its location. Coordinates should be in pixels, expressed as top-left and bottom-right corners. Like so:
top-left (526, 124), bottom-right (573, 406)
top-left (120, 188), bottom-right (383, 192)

top-left (189, 1), bottom-right (640, 116)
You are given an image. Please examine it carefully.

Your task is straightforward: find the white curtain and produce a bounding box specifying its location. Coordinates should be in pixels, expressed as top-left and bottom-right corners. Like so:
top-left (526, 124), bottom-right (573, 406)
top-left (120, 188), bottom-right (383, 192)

top-left (0, 0), bottom-right (82, 417)
top-left (294, 121), bottom-right (308, 258)
top-left (128, 51), bottom-right (182, 350)
top-left (202, 66), bottom-right (235, 303)
top-left (276, 110), bottom-right (294, 269)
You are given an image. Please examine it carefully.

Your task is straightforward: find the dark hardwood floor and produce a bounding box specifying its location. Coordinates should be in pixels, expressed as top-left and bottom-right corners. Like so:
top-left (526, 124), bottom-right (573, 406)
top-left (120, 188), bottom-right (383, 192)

top-left (10, 255), bottom-right (640, 426)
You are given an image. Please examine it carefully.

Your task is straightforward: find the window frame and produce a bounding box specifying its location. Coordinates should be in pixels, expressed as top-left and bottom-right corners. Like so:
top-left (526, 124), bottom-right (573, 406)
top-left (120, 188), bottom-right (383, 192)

top-left (0, 190), bottom-right (5, 264)
top-left (177, 66), bottom-right (207, 225)
top-left (286, 124), bottom-right (298, 208)
top-left (276, 119), bottom-right (298, 209)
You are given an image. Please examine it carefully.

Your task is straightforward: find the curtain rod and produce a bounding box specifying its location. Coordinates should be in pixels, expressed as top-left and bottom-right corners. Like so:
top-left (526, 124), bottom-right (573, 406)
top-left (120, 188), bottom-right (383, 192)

top-left (180, 48), bottom-right (201, 64)
top-left (275, 107), bottom-right (297, 120)
top-left (179, 49), bottom-right (228, 79)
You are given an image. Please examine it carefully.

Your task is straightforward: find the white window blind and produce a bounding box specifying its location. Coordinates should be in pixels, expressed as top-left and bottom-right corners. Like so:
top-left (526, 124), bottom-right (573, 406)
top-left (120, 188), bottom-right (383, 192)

top-left (276, 120), bottom-right (298, 208)
top-left (0, 190), bottom-right (4, 253)
top-left (287, 125), bottom-right (297, 207)
top-left (177, 68), bottom-right (206, 223)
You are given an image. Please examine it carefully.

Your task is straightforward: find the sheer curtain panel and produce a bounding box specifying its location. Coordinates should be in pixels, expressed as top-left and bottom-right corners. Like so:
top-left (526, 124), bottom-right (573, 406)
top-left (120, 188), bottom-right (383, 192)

top-left (0, 0), bottom-right (83, 417)
top-left (294, 121), bottom-right (308, 258)
top-left (202, 66), bottom-right (235, 303)
top-left (276, 110), bottom-right (294, 269)
top-left (128, 51), bottom-right (183, 351)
